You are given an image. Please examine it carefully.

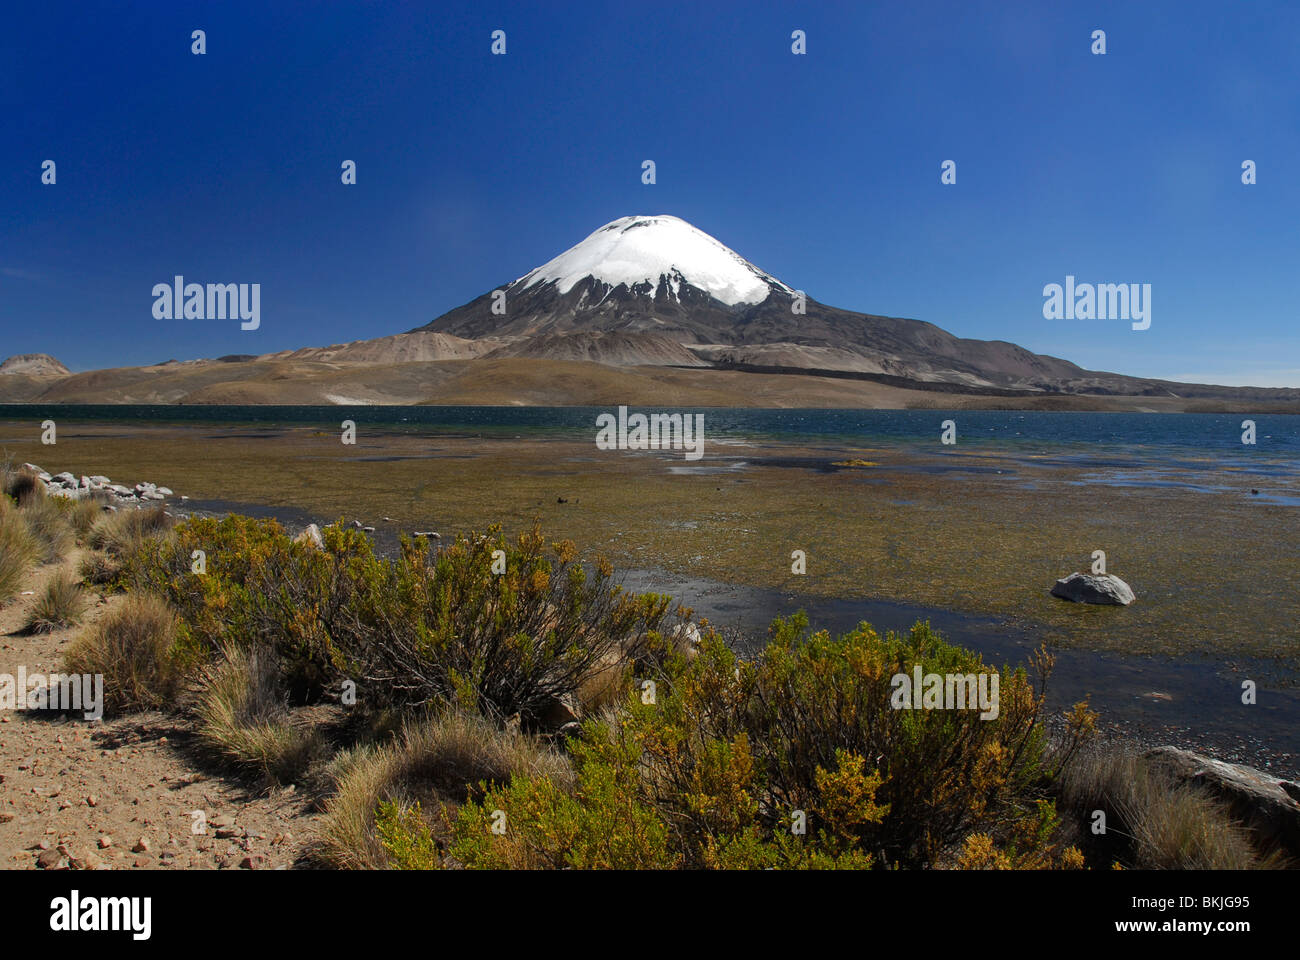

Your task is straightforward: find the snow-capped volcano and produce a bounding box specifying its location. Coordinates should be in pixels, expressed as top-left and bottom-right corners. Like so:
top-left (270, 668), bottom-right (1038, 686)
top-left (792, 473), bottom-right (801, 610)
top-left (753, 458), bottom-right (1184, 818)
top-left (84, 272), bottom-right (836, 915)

top-left (418, 214), bottom-right (802, 347)
top-left (413, 214), bottom-right (1182, 395)
top-left (514, 215), bottom-right (792, 307)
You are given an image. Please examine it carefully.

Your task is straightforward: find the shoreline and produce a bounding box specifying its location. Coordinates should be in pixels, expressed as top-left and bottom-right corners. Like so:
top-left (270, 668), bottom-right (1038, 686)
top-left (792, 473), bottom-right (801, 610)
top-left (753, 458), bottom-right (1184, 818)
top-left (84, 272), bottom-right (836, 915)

top-left (8, 416), bottom-right (1299, 781)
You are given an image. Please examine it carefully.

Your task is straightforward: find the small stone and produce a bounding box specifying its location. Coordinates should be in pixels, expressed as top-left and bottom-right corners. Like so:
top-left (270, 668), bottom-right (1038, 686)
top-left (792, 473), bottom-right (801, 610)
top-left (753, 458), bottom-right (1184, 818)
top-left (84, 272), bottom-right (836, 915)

top-left (98, 836), bottom-right (113, 849)
top-left (70, 852), bottom-right (105, 870)
top-left (86, 795), bottom-right (98, 807)
top-left (36, 849), bottom-right (64, 869)
top-left (239, 854), bottom-right (267, 870)
top-left (131, 837), bottom-right (150, 853)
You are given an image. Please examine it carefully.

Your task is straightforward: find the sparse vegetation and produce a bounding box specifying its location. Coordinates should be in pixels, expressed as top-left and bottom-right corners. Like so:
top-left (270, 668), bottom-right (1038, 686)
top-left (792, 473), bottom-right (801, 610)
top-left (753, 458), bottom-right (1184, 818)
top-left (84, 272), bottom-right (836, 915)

top-left (65, 494), bottom-right (109, 539)
top-left (22, 570), bottom-right (88, 633)
top-left (88, 504), bottom-right (173, 557)
top-left (78, 549), bottom-right (122, 586)
top-left (0, 497), bottom-right (39, 605)
top-left (62, 592), bottom-right (190, 715)
top-left (18, 489), bottom-right (74, 563)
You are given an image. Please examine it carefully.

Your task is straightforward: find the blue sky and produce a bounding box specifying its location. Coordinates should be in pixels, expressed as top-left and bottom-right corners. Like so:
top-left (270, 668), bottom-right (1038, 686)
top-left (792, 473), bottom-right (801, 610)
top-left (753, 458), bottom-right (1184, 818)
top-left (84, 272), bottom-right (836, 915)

top-left (3, 0), bottom-right (1298, 385)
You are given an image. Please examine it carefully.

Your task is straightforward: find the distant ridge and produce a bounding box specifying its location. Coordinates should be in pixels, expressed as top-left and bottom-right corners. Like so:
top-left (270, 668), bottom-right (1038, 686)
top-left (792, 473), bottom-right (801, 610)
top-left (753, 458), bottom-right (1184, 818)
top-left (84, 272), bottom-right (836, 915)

top-left (5, 217), bottom-right (1300, 407)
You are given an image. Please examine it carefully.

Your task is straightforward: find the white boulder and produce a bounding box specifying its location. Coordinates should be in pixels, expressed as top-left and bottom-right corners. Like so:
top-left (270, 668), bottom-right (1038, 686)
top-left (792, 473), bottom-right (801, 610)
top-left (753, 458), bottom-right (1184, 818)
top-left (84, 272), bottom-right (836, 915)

top-left (1050, 572), bottom-right (1135, 605)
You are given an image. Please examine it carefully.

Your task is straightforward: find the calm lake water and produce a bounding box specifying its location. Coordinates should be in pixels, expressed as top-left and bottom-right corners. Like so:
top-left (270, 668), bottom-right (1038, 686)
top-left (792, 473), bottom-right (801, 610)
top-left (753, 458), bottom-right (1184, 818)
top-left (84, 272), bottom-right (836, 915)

top-left (4, 404), bottom-right (1300, 457)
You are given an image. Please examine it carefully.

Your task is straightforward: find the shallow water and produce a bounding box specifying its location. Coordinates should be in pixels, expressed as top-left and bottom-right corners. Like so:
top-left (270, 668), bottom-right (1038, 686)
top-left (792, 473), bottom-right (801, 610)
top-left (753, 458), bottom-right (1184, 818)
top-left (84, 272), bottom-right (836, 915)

top-left (617, 568), bottom-right (1300, 778)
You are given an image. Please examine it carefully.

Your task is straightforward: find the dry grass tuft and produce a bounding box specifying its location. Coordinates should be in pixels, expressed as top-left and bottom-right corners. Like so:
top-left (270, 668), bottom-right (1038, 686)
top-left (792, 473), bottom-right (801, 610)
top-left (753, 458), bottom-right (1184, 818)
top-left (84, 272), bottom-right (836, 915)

top-left (62, 592), bottom-right (188, 715)
top-left (1054, 747), bottom-right (1272, 869)
top-left (0, 498), bottom-right (39, 605)
top-left (22, 571), bottom-right (89, 634)
top-left (193, 645), bottom-right (326, 785)
top-left (314, 710), bottom-right (573, 869)
top-left (88, 504), bottom-right (174, 556)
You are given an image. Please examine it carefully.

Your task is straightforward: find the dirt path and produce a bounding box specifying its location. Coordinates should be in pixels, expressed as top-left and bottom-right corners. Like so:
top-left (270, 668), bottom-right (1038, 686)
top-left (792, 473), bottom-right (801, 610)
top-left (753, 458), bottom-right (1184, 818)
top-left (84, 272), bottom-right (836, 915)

top-left (0, 550), bottom-right (322, 870)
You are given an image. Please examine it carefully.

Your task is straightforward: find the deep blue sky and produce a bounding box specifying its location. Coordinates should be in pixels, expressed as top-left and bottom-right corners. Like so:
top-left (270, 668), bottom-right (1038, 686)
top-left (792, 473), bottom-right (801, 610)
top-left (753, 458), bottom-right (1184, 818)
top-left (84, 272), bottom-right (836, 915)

top-left (3, 1), bottom-right (1298, 385)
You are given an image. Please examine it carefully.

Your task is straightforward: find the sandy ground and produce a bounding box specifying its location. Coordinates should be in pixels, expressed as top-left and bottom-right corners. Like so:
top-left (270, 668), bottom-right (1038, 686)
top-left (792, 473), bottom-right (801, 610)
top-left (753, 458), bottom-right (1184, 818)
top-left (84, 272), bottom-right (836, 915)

top-left (0, 550), bottom-right (320, 870)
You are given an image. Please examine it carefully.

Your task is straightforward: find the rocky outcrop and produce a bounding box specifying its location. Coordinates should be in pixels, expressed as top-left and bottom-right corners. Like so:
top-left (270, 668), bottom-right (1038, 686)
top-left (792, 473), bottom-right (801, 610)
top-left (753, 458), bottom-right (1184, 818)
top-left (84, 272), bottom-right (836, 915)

top-left (0, 353), bottom-right (70, 377)
top-left (1144, 746), bottom-right (1300, 858)
top-left (1050, 572), bottom-right (1135, 605)
top-left (19, 463), bottom-right (178, 505)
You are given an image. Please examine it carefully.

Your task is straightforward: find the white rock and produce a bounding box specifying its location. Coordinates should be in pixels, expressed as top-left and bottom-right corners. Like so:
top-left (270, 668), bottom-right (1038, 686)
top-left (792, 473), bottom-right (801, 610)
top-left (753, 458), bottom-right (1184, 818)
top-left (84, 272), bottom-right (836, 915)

top-left (670, 622), bottom-right (703, 659)
top-left (294, 524), bottom-right (325, 549)
top-left (1050, 572), bottom-right (1135, 606)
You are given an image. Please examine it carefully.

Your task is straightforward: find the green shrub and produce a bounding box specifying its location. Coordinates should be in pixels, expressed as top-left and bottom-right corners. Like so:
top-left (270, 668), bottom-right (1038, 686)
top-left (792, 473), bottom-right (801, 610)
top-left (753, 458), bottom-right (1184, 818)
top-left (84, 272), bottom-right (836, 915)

top-left (626, 614), bottom-right (1062, 867)
top-left (445, 717), bottom-right (893, 870)
top-left (62, 593), bottom-right (190, 715)
top-left (442, 615), bottom-right (1081, 870)
top-left (374, 801), bottom-right (442, 869)
top-left (23, 571), bottom-right (88, 633)
top-left (340, 523), bottom-right (678, 723)
top-left (121, 515), bottom-right (682, 722)
top-left (448, 721), bottom-right (680, 869)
